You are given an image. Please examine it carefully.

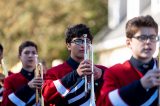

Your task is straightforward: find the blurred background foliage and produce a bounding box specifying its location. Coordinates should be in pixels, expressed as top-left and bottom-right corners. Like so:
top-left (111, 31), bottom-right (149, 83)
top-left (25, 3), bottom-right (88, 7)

top-left (0, 0), bottom-right (107, 69)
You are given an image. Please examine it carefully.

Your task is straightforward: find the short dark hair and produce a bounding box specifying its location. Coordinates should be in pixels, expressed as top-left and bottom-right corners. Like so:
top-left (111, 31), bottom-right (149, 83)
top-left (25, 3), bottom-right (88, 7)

top-left (19, 41), bottom-right (38, 56)
top-left (126, 15), bottom-right (158, 38)
top-left (0, 44), bottom-right (3, 53)
top-left (65, 24), bottom-right (93, 43)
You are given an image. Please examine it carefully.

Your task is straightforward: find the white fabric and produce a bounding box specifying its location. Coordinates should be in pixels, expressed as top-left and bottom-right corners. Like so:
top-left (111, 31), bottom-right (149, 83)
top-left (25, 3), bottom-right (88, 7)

top-left (0, 97), bottom-right (2, 102)
top-left (8, 93), bottom-right (26, 106)
top-left (68, 91), bottom-right (86, 104)
top-left (53, 79), bottom-right (69, 97)
top-left (109, 89), bottom-right (128, 106)
top-left (0, 87), bottom-right (4, 93)
top-left (69, 79), bottom-right (85, 93)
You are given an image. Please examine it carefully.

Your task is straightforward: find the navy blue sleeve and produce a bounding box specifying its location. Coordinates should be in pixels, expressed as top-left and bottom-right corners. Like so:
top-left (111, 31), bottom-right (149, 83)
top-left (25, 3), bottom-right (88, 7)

top-left (61, 70), bottom-right (81, 88)
top-left (94, 69), bottom-right (104, 91)
top-left (15, 85), bottom-right (35, 103)
top-left (119, 80), bottom-right (147, 105)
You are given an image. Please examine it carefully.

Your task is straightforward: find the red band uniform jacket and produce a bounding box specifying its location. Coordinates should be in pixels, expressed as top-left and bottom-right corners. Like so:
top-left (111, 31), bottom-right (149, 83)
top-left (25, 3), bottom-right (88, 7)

top-left (42, 57), bottom-right (107, 106)
top-left (97, 57), bottom-right (157, 106)
top-left (2, 69), bottom-right (38, 106)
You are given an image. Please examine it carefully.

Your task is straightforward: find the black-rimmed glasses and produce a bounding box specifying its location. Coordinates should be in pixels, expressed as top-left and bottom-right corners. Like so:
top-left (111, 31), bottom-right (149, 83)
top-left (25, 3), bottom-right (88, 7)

top-left (132, 35), bottom-right (159, 42)
top-left (71, 39), bottom-right (91, 45)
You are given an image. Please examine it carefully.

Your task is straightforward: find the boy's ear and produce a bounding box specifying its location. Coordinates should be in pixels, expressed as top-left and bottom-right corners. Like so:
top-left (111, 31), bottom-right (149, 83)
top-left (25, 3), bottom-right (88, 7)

top-left (18, 55), bottom-right (21, 59)
top-left (126, 38), bottom-right (132, 48)
top-left (66, 43), bottom-right (71, 51)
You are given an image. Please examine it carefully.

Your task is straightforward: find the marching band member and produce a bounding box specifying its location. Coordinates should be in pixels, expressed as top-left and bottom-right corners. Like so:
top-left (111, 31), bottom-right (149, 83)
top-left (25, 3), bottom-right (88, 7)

top-left (97, 15), bottom-right (160, 106)
top-left (0, 44), bottom-right (5, 105)
top-left (42, 24), bottom-right (107, 106)
top-left (2, 41), bottom-right (43, 106)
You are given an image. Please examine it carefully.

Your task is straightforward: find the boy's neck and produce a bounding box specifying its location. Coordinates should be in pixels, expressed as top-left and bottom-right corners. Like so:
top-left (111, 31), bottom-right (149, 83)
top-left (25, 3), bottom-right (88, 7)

top-left (23, 67), bottom-right (35, 72)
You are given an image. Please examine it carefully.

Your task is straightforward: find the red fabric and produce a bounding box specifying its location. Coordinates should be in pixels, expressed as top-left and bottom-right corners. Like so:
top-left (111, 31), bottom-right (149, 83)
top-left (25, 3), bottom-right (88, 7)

top-left (96, 61), bottom-right (143, 106)
top-left (42, 62), bottom-right (72, 106)
top-left (1, 73), bottom-right (29, 106)
top-left (42, 61), bottom-right (107, 106)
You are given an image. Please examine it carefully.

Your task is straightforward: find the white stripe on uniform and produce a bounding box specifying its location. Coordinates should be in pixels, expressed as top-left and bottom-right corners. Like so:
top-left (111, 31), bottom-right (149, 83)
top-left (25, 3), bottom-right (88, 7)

top-left (53, 79), bottom-right (69, 97)
top-left (8, 93), bottom-right (26, 106)
top-left (109, 89), bottom-right (128, 106)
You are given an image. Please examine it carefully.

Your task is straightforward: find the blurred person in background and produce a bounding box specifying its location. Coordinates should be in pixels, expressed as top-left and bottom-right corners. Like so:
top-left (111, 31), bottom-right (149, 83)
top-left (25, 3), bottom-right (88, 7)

top-left (2, 41), bottom-right (43, 106)
top-left (0, 44), bottom-right (5, 105)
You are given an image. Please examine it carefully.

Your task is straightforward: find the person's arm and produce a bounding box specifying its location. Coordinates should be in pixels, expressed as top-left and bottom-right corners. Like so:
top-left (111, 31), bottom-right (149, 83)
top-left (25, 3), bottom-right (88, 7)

top-left (109, 69), bottom-right (160, 106)
top-left (109, 80), bottom-right (147, 106)
top-left (1, 77), bottom-right (15, 106)
top-left (93, 65), bottom-right (107, 101)
top-left (94, 65), bottom-right (106, 83)
top-left (97, 67), bottom-right (159, 106)
top-left (42, 68), bottom-right (80, 105)
top-left (97, 68), bottom-right (138, 106)
top-left (2, 77), bottom-right (35, 106)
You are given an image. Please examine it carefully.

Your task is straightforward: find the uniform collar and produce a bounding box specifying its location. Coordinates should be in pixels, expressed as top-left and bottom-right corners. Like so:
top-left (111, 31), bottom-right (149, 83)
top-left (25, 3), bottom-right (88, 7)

top-left (66, 57), bottom-right (80, 70)
top-left (130, 56), bottom-right (154, 74)
top-left (20, 68), bottom-right (34, 81)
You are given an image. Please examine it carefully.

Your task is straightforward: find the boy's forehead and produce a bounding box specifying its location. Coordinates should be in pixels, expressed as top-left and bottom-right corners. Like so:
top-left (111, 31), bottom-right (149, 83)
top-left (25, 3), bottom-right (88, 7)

top-left (75, 36), bottom-right (84, 39)
top-left (73, 35), bottom-right (90, 39)
top-left (22, 46), bottom-right (37, 52)
top-left (72, 37), bottom-right (90, 41)
top-left (137, 27), bottom-right (157, 34)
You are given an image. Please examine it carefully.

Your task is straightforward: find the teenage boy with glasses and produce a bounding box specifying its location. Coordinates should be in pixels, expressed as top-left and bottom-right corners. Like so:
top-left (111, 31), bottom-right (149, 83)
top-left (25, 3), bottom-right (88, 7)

top-left (42, 24), bottom-right (107, 106)
top-left (97, 15), bottom-right (160, 106)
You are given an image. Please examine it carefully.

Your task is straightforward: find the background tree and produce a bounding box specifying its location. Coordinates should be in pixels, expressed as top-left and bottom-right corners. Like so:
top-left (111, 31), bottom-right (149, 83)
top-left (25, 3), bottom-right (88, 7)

top-left (0, 0), bottom-right (107, 69)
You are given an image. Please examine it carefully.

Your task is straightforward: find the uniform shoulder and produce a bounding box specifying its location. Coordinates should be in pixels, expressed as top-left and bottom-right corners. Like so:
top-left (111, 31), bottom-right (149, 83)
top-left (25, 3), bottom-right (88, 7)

top-left (109, 60), bottom-right (130, 70)
top-left (104, 60), bottom-right (131, 77)
top-left (95, 64), bottom-right (108, 70)
top-left (45, 61), bottom-right (72, 79)
top-left (47, 61), bottom-right (71, 74)
top-left (4, 72), bottom-right (21, 82)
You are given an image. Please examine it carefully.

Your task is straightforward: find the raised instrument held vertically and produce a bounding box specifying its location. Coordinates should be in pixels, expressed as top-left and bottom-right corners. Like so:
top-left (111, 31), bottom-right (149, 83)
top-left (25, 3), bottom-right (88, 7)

top-left (1, 59), bottom-right (8, 77)
top-left (35, 55), bottom-right (44, 106)
top-left (83, 34), bottom-right (95, 106)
